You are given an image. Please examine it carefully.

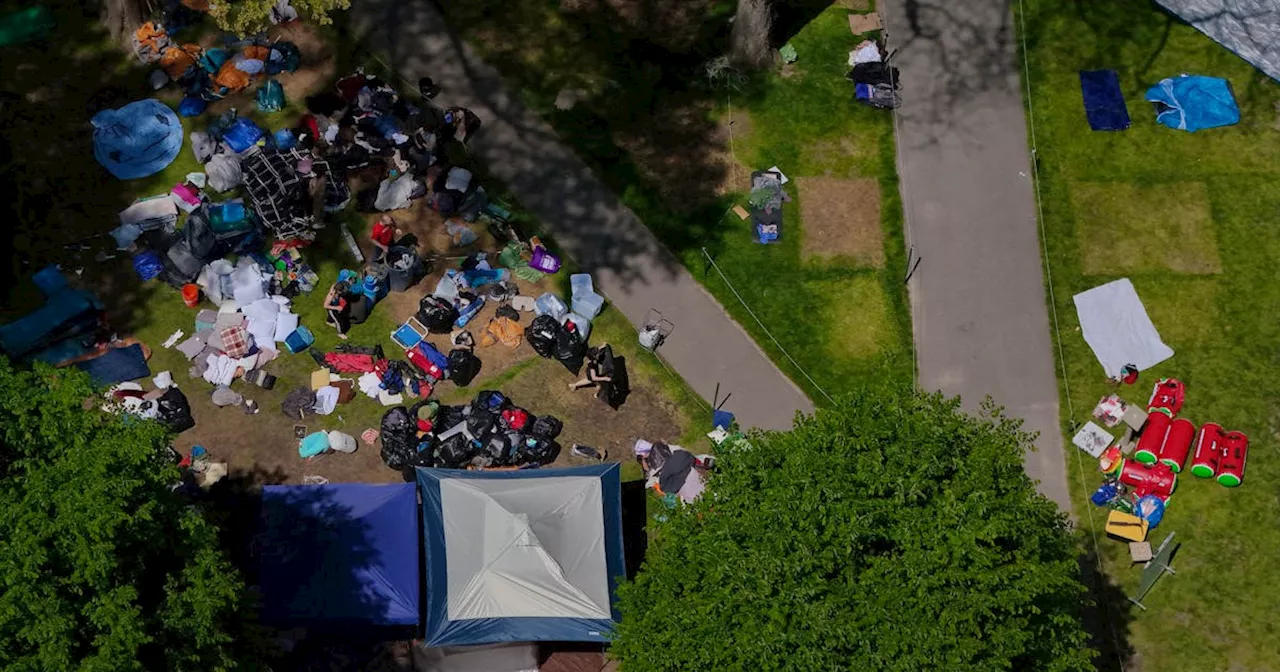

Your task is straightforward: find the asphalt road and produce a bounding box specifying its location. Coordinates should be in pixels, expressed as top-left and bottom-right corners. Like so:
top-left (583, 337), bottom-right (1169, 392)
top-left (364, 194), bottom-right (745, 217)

top-left (880, 0), bottom-right (1073, 513)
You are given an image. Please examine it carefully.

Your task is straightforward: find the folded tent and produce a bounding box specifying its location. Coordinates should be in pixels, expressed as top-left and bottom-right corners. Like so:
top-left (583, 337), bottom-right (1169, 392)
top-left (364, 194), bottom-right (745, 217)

top-left (1144, 75), bottom-right (1239, 131)
top-left (416, 464), bottom-right (626, 646)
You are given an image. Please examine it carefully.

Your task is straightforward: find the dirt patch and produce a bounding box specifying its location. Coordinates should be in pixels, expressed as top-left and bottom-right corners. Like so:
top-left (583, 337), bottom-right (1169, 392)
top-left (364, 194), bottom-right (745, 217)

top-left (779, 62), bottom-right (803, 79)
top-left (835, 0), bottom-right (872, 10)
top-left (797, 176), bottom-right (884, 266)
top-left (273, 22), bottom-right (338, 108)
top-left (1073, 181), bottom-right (1222, 275)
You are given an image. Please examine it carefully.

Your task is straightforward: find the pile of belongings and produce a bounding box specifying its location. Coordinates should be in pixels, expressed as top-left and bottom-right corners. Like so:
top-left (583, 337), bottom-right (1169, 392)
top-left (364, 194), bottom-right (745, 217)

top-left (748, 169), bottom-right (789, 244)
top-left (133, 20), bottom-right (300, 105)
top-left (241, 144), bottom-right (347, 240)
top-left (635, 439), bottom-right (708, 505)
top-left (170, 258), bottom-right (301, 393)
top-left (379, 389), bottom-right (565, 473)
top-left (846, 39), bottom-right (900, 110)
top-left (101, 379), bottom-right (196, 434)
top-left (160, 200), bottom-right (260, 286)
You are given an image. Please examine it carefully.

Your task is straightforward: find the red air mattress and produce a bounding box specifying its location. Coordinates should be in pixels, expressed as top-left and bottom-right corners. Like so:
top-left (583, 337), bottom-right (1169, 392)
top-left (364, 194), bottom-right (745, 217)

top-left (1190, 422), bottom-right (1223, 478)
top-left (1134, 411), bottom-right (1171, 465)
top-left (1217, 431), bottom-right (1249, 487)
top-left (1159, 418), bottom-right (1195, 473)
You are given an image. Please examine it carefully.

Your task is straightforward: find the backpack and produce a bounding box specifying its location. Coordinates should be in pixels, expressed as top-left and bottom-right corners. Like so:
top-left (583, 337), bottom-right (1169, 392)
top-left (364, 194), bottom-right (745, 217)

top-left (471, 390), bottom-right (509, 414)
top-left (447, 348), bottom-right (481, 387)
top-left (530, 415), bottom-right (563, 441)
top-left (501, 408), bottom-right (531, 431)
top-left (466, 409), bottom-right (499, 439)
top-left (436, 434), bottom-right (478, 468)
top-left (417, 295), bottom-right (460, 333)
top-left (520, 437), bottom-right (561, 465)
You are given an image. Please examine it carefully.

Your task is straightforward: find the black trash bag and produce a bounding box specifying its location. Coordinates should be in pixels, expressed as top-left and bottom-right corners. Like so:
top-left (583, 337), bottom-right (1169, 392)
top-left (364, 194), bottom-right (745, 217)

top-left (529, 415), bottom-right (563, 441)
top-left (434, 405), bottom-right (466, 435)
top-left (466, 408), bottom-right (498, 439)
top-left (525, 314), bottom-right (560, 358)
top-left (410, 435), bottom-right (436, 468)
top-left (281, 386), bottom-right (317, 419)
top-left (521, 438), bottom-right (561, 466)
top-left (447, 348), bottom-right (481, 387)
top-left (436, 433), bottom-right (478, 469)
top-left (379, 406), bottom-right (417, 471)
top-left (417, 295), bottom-right (460, 333)
top-left (348, 293), bottom-right (373, 326)
top-left (553, 326), bottom-right (585, 369)
top-left (156, 387), bottom-right (195, 433)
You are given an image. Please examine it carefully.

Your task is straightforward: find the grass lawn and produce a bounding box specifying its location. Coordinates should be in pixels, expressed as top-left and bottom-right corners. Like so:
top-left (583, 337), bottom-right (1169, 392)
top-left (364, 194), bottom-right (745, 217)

top-left (440, 0), bottom-right (915, 400)
top-left (1019, 0), bottom-right (1280, 668)
top-left (0, 4), bottom-right (711, 488)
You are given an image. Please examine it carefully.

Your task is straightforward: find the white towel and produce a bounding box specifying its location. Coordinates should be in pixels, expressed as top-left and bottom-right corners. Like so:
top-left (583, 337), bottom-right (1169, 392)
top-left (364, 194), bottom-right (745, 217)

top-left (358, 372), bottom-right (383, 398)
top-left (201, 354), bottom-right (237, 386)
top-left (314, 386), bottom-right (339, 415)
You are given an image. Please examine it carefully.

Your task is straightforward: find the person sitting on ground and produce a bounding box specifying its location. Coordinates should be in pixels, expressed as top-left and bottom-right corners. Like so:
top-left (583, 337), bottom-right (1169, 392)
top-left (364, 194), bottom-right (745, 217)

top-left (323, 281), bottom-right (352, 340)
top-left (569, 342), bottom-right (614, 391)
top-left (370, 215), bottom-right (420, 262)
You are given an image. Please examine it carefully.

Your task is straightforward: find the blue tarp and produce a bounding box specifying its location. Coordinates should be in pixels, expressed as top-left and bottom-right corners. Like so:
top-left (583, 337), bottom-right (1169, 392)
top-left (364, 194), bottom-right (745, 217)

top-left (73, 344), bottom-right (150, 386)
top-left (1144, 75), bottom-right (1240, 132)
top-left (91, 99), bottom-right (184, 180)
top-left (258, 483), bottom-right (420, 628)
top-left (1079, 69), bottom-right (1130, 131)
top-left (416, 465), bottom-right (626, 646)
top-left (0, 287), bottom-right (101, 359)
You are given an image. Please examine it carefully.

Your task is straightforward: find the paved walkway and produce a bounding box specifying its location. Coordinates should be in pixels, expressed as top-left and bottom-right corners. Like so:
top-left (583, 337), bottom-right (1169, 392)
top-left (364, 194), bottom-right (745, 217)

top-left (351, 0), bottom-right (814, 430)
top-left (880, 0), bottom-right (1072, 512)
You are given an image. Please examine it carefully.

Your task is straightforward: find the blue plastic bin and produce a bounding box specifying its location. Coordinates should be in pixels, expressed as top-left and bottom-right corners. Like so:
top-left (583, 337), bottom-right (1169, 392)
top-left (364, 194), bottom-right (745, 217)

top-left (569, 273), bottom-right (594, 298)
top-left (534, 293), bottom-right (567, 320)
top-left (284, 325), bottom-right (314, 354)
top-left (571, 291), bottom-right (604, 320)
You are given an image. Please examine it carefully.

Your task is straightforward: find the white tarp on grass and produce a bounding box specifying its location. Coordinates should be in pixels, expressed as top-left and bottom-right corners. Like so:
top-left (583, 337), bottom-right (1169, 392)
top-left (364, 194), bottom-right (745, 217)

top-left (1073, 278), bottom-right (1173, 377)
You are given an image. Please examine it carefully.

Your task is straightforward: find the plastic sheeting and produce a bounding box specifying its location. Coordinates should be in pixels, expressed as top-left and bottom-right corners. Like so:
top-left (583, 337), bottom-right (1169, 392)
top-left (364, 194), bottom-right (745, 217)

top-left (1073, 278), bottom-right (1174, 377)
top-left (92, 99), bottom-right (184, 180)
top-left (258, 483), bottom-right (421, 627)
top-left (1144, 75), bottom-right (1240, 131)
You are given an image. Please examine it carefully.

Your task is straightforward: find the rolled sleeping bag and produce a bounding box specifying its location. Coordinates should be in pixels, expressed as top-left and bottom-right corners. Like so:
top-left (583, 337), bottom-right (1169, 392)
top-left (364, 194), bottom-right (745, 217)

top-left (1159, 418), bottom-right (1195, 473)
top-left (1134, 410), bottom-right (1172, 465)
top-left (1217, 431), bottom-right (1249, 487)
top-left (1190, 422), bottom-right (1223, 478)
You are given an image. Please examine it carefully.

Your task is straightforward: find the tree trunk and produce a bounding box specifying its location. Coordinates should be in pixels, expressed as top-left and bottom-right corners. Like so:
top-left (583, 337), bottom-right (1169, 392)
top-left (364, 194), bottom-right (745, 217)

top-left (729, 0), bottom-right (774, 69)
top-left (99, 0), bottom-right (146, 44)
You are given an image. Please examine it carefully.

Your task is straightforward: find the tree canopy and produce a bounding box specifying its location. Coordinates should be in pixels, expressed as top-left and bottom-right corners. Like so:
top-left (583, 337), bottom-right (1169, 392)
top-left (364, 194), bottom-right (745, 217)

top-left (613, 388), bottom-right (1094, 671)
top-left (0, 361), bottom-right (249, 671)
top-left (208, 0), bottom-right (350, 36)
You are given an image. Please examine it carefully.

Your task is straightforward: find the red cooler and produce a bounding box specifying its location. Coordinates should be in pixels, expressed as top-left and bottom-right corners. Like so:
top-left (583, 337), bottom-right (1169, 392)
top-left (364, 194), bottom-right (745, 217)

top-left (1190, 422), bottom-right (1223, 479)
top-left (1217, 431), bottom-right (1249, 488)
top-left (1134, 411), bottom-right (1171, 465)
top-left (1159, 418), bottom-right (1195, 473)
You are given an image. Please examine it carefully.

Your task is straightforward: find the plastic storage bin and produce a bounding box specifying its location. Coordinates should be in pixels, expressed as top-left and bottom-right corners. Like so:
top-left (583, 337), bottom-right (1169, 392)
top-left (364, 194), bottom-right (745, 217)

top-left (534, 293), bottom-right (568, 320)
top-left (570, 273), bottom-right (594, 298)
top-left (571, 291), bottom-right (604, 320)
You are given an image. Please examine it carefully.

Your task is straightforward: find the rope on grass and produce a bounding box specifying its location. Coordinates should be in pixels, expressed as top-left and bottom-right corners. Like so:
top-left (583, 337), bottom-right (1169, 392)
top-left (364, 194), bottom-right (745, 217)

top-left (700, 248), bottom-right (836, 405)
top-left (1015, 1), bottom-right (1126, 669)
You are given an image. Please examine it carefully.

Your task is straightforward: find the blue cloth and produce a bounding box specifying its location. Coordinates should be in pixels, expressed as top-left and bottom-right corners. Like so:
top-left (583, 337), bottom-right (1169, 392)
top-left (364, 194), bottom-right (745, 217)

top-left (258, 484), bottom-right (420, 628)
top-left (416, 341), bottom-right (449, 371)
top-left (1079, 70), bottom-right (1130, 131)
top-left (415, 465), bottom-right (625, 645)
top-left (91, 99), bottom-right (184, 180)
top-left (1145, 75), bottom-right (1239, 132)
top-left (178, 96), bottom-right (208, 117)
top-left (222, 117), bottom-right (264, 152)
top-left (132, 250), bottom-right (164, 281)
top-left (74, 344), bottom-right (150, 386)
top-left (273, 128), bottom-right (297, 149)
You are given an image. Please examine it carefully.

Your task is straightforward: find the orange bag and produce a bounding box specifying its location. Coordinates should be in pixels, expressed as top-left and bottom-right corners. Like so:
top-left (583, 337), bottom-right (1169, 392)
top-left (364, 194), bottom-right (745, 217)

top-left (214, 61), bottom-right (251, 91)
top-left (159, 44), bottom-right (199, 80)
top-left (242, 45), bottom-right (270, 61)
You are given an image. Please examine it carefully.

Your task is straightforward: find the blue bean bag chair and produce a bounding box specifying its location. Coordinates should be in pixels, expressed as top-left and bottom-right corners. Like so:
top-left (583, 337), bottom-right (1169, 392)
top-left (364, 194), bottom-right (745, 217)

top-left (91, 99), bottom-right (184, 180)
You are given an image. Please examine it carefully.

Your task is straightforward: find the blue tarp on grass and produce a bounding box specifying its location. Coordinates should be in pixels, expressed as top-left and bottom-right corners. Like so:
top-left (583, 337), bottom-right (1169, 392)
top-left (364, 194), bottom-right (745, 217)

top-left (92, 99), bottom-right (184, 180)
top-left (1079, 69), bottom-right (1130, 131)
top-left (73, 344), bottom-right (150, 386)
top-left (1145, 75), bottom-right (1240, 132)
top-left (258, 483), bottom-right (420, 628)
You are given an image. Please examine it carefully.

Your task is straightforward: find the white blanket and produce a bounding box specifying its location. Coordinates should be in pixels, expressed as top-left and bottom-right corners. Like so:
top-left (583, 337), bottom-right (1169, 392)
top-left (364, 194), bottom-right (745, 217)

top-left (202, 354), bottom-right (238, 386)
top-left (1073, 279), bottom-right (1173, 377)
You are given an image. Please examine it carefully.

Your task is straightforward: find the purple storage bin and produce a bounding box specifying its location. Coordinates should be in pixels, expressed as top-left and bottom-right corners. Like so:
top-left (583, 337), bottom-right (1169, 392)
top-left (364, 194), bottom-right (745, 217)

top-left (529, 247), bottom-right (561, 274)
